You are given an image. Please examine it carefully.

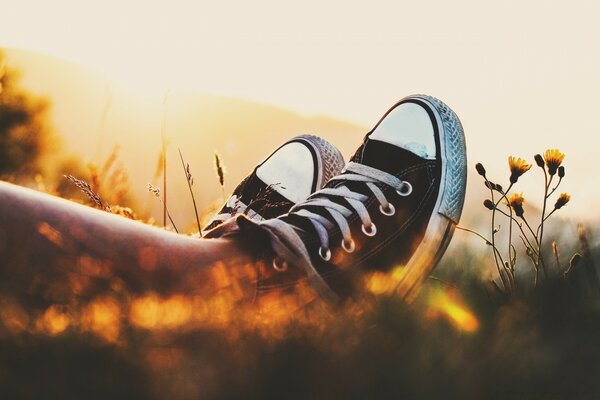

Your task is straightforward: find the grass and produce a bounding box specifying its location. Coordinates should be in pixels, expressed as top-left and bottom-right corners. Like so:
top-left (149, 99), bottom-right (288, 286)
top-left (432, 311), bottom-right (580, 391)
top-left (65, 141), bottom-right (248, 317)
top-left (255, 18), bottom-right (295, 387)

top-left (4, 127), bottom-right (600, 399)
top-left (1, 246), bottom-right (599, 399)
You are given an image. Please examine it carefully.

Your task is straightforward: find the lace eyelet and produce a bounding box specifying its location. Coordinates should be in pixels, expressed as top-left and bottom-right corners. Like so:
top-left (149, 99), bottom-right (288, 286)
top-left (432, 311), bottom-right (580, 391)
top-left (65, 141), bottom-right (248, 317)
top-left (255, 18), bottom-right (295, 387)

top-left (341, 238), bottom-right (356, 253)
top-left (319, 247), bottom-right (332, 261)
top-left (379, 203), bottom-right (396, 216)
top-left (272, 258), bottom-right (288, 272)
top-left (396, 181), bottom-right (413, 197)
top-left (361, 223), bottom-right (377, 237)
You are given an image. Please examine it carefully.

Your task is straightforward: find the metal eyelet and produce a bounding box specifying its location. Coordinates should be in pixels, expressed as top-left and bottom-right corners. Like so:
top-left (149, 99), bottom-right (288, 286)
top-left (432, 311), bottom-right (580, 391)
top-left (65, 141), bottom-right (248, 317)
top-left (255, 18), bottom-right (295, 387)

top-left (379, 203), bottom-right (396, 216)
top-left (361, 223), bottom-right (377, 237)
top-left (272, 258), bottom-right (288, 272)
top-left (341, 238), bottom-right (356, 253)
top-left (396, 181), bottom-right (413, 197)
top-left (319, 247), bottom-right (332, 261)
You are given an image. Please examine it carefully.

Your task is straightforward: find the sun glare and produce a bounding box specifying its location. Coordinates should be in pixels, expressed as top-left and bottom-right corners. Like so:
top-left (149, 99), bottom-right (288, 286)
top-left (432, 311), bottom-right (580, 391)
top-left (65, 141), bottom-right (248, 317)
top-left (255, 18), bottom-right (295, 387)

top-left (426, 287), bottom-right (479, 333)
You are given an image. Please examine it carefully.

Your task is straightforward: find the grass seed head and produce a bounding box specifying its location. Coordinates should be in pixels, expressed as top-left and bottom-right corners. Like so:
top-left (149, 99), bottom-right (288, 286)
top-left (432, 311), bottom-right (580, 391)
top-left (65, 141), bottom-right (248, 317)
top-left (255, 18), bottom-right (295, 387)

top-left (214, 152), bottom-right (225, 188)
top-left (147, 183), bottom-right (160, 198)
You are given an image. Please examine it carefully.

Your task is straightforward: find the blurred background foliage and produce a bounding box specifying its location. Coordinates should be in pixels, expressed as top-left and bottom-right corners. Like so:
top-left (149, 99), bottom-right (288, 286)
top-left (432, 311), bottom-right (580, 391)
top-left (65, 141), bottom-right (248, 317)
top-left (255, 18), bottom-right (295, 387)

top-left (0, 50), bottom-right (136, 212)
top-left (0, 50), bottom-right (54, 179)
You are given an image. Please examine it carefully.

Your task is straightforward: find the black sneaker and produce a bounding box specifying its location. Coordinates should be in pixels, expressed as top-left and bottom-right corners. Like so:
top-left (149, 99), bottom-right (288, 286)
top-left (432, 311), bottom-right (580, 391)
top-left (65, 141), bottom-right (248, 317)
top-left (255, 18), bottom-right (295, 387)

top-left (203, 134), bottom-right (345, 235)
top-left (243, 95), bottom-right (467, 302)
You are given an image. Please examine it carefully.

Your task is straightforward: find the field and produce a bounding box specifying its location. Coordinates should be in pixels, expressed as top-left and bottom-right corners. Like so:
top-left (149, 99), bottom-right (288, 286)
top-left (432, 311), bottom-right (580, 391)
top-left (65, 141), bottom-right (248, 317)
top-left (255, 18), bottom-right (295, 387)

top-left (1, 49), bottom-right (600, 400)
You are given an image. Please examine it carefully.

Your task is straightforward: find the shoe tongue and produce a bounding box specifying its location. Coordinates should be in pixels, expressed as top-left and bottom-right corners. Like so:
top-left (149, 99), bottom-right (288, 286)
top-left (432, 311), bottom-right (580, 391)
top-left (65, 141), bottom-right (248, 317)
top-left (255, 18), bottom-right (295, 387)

top-left (282, 138), bottom-right (430, 244)
top-left (351, 138), bottom-right (427, 174)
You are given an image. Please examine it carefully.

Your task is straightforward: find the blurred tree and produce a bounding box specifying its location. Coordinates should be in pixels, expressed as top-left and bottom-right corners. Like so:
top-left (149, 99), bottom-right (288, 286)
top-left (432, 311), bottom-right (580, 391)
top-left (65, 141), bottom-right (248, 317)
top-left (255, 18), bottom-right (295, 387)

top-left (0, 49), bottom-right (55, 179)
top-left (0, 50), bottom-right (140, 214)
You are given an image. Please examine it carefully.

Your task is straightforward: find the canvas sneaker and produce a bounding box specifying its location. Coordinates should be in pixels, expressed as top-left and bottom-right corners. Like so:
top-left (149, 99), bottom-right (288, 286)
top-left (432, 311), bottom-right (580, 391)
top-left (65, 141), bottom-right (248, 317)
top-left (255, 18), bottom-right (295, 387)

top-left (241, 95), bottom-right (467, 302)
top-left (203, 134), bottom-right (345, 236)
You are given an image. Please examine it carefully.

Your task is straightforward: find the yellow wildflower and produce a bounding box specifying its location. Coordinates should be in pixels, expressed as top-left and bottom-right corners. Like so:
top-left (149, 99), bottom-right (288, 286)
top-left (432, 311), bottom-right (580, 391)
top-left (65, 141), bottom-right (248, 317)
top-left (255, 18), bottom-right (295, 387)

top-left (554, 193), bottom-right (571, 209)
top-left (506, 193), bottom-right (525, 217)
top-left (508, 156), bottom-right (531, 183)
top-left (543, 149), bottom-right (565, 175)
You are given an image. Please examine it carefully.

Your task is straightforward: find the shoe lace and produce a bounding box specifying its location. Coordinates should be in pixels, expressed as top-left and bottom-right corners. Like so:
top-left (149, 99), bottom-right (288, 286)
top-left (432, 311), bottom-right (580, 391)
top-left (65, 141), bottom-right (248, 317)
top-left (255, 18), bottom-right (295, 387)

top-left (254, 162), bottom-right (412, 301)
top-left (205, 196), bottom-right (264, 231)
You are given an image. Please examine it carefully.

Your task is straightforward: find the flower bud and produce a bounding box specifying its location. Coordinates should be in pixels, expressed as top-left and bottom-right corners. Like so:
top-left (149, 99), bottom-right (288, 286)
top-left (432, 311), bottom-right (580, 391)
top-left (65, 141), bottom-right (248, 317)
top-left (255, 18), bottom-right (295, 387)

top-left (483, 199), bottom-right (495, 210)
top-left (554, 193), bottom-right (571, 209)
top-left (475, 163), bottom-right (486, 177)
top-left (534, 154), bottom-right (545, 168)
top-left (558, 166), bottom-right (565, 178)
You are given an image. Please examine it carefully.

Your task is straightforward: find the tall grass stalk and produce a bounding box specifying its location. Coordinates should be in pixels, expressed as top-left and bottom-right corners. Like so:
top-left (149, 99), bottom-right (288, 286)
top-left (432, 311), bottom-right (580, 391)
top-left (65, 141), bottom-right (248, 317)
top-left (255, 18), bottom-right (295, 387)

top-left (161, 92), bottom-right (169, 230)
top-left (179, 149), bottom-right (202, 236)
top-left (148, 183), bottom-right (178, 233)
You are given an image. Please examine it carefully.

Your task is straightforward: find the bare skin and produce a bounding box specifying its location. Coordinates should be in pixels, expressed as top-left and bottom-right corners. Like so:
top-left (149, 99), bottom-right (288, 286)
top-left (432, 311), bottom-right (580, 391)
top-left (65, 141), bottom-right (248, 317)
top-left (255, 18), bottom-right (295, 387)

top-left (0, 181), bottom-right (259, 307)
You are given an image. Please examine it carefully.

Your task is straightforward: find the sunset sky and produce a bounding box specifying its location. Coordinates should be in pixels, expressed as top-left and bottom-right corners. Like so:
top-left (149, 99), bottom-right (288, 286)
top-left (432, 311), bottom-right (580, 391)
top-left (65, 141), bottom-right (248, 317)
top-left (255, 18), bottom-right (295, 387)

top-left (2, 0), bottom-right (599, 219)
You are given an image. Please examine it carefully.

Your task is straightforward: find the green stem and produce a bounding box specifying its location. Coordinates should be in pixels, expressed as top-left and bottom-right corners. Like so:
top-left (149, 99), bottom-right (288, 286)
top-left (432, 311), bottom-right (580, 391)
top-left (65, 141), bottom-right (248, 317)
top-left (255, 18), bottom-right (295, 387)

top-left (521, 216), bottom-right (538, 240)
top-left (547, 176), bottom-right (562, 199)
top-left (487, 179), bottom-right (509, 291)
top-left (538, 170), bottom-right (550, 279)
top-left (456, 226), bottom-right (506, 263)
top-left (494, 182), bottom-right (514, 291)
top-left (543, 207), bottom-right (557, 222)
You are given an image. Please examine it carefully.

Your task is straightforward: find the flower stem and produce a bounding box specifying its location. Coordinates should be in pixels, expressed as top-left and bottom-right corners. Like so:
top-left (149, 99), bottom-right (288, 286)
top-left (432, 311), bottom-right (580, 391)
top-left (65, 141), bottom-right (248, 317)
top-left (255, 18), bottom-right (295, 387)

top-left (538, 169), bottom-right (549, 279)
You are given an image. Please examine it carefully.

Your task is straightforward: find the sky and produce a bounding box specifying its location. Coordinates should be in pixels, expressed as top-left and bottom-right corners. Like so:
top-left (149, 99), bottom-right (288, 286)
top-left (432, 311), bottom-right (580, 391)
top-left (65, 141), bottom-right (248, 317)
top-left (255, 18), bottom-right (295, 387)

top-left (1, 0), bottom-right (600, 219)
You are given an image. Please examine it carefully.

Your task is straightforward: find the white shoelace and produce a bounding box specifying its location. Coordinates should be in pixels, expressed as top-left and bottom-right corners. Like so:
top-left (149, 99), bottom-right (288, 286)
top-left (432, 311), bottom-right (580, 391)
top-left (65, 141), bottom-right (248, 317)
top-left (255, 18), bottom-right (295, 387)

top-left (205, 196), bottom-right (264, 231)
top-left (254, 162), bottom-right (412, 301)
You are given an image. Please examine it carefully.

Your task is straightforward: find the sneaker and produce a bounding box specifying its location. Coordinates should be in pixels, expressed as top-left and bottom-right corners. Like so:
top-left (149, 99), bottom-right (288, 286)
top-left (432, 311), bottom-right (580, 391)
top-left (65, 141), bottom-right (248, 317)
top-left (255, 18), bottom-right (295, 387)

top-left (244, 95), bottom-right (467, 302)
top-left (203, 134), bottom-right (345, 235)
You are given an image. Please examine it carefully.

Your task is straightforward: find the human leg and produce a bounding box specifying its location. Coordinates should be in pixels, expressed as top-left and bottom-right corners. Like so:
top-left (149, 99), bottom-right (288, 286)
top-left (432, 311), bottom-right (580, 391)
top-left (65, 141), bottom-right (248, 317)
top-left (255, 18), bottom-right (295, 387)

top-left (0, 181), bottom-right (259, 303)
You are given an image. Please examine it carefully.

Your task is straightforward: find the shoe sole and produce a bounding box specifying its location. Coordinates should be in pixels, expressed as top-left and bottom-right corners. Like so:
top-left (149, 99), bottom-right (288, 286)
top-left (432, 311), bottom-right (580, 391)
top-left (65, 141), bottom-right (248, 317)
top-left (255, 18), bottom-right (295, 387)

top-left (393, 95), bottom-right (467, 302)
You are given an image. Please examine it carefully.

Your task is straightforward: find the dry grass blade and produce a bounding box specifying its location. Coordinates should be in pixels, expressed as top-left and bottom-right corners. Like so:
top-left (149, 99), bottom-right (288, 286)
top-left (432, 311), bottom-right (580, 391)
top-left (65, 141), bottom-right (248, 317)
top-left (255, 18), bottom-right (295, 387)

top-left (147, 183), bottom-right (179, 233)
top-left (244, 183), bottom-right (292, 217)
top-left (578, 224), bottom-right (600, 292)
top-left (178, 149), bottom-right (202, 236)
top-left (552, 241), bottom-right (561, 273)
top-left (100, 145), bottom-right (119, 177)
top-left (64, 174), bottom-right (111, 212)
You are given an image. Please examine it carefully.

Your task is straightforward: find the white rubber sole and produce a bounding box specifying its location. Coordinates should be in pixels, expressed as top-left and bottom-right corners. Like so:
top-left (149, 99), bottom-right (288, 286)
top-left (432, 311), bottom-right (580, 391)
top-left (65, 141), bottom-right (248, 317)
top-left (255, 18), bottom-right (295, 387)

top-left (393, 95), bottom-right (467, 302)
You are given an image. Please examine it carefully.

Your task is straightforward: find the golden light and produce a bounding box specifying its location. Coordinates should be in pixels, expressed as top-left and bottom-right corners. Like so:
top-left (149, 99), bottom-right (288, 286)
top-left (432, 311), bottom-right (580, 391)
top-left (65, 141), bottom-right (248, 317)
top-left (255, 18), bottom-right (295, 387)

top-left (0, 300), bottom-right (29, 335)
top-left (425, 287), bottom-right (479, 333)
top-left (81, 297), bottom-right (122, 342)
top-left (129, 293), bottom-right (193, 330)
top-left (365, 266), bottom-right (406, 295)
top-left (36, 305), bottom-right (70, 335)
